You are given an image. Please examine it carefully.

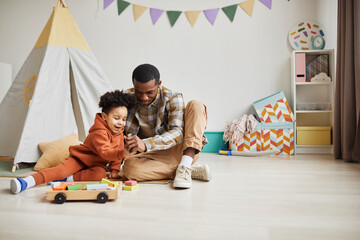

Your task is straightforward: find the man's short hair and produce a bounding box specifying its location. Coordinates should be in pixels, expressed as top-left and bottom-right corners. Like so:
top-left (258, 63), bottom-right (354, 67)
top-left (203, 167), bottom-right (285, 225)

top-left (132, 64), bottom-right (160, 84)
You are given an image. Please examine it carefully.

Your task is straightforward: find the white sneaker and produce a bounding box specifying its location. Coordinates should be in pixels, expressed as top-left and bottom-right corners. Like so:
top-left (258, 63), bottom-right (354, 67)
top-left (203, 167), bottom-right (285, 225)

top-left (173, 165), bottom-right (192, 189)
top-left (191, 164), bottom-right (211, 181)
top-left (10, 178), bottom-right (26, 194)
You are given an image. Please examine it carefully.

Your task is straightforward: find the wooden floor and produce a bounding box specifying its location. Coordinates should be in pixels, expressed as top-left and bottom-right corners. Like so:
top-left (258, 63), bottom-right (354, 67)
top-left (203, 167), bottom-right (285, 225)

top-left (0, 153), bottom-right (360, 240)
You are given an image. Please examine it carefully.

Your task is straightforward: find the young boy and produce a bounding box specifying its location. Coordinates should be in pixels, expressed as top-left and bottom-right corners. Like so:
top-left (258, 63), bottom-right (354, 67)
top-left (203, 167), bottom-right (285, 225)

top-left (10, 90), bottom-right (135, 194)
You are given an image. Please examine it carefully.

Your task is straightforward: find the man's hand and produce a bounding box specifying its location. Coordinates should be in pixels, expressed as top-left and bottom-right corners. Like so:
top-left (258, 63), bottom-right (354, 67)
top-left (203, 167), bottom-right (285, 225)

top-left (126, 135), bottom-right (147, 153)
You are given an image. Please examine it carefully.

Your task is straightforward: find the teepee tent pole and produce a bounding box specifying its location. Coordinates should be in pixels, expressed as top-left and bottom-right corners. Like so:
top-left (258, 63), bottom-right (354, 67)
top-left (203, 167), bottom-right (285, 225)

top-left (56, 0), bottom-right (67, 7)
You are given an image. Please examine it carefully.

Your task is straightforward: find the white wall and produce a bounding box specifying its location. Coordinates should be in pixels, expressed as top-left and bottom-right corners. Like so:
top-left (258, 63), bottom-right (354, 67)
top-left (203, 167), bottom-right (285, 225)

top-left (0, 0), bottom-right (337, 131)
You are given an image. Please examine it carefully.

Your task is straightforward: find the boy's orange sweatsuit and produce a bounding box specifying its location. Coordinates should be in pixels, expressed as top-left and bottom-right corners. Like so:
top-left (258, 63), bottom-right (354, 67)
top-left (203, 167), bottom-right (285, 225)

top-left (32, 114), bottom-right (126, 185)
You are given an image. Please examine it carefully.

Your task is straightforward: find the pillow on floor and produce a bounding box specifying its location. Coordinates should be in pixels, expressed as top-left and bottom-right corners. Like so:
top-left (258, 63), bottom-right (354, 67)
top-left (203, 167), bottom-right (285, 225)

top-left (34, 133), bottom-right (79, 171)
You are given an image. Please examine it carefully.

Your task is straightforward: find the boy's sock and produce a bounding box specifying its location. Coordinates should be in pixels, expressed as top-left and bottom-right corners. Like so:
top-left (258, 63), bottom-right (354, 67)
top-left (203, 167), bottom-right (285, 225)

top-left (10, 176), bottom-right (36, 194)
top-left (178, 155), bottom-right (193, 169)
top-left (56, 174), bottom-right (73, 182)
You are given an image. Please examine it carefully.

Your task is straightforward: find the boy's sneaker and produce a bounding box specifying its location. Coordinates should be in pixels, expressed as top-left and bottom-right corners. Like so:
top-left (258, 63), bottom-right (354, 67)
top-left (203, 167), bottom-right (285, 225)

top-left (173, 165), bottom-right (192, 189)
top-left (191, 164), bottom-right (211, 181)
top-left (10, 177), bottom-right (28, 194)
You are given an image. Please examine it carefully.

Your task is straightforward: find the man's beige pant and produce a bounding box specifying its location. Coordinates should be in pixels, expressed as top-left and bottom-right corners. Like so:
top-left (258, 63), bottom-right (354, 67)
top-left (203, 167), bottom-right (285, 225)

top-left (123, 100), bottom-right (207, 181)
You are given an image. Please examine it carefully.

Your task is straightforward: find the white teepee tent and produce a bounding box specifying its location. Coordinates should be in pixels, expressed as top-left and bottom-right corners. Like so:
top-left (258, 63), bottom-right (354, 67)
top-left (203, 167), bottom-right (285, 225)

top-left (0, 1), bottom-right (113, 171)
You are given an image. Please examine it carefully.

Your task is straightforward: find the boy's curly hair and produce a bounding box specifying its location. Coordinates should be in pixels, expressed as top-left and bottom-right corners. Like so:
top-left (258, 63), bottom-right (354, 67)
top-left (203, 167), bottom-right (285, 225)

top-left (99, 90), bottom-right (136, 114)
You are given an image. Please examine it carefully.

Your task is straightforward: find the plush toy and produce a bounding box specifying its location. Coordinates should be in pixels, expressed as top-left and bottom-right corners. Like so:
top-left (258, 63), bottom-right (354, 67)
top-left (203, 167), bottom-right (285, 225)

top-left (311, 72), bottom-right (331, 82)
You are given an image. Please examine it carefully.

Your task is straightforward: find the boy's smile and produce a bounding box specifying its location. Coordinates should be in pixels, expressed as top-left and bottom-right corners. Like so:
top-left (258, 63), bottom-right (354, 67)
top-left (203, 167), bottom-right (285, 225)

top-left (101, 106), bottom-right (128, 134)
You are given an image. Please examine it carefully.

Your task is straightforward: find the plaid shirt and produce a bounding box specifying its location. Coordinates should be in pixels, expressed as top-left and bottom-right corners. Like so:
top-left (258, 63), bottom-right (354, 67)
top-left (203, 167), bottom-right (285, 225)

top-left (125, 86), bottom-right (185, 152)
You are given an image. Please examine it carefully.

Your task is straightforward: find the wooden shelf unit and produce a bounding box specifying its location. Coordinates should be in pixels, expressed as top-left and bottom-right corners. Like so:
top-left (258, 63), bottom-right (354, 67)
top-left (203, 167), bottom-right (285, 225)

top-left (291, 49), bottom-right (335, 154)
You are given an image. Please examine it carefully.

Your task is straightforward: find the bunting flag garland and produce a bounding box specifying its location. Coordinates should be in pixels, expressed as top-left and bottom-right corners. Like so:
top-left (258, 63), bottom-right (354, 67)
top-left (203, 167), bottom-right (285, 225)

top-left (117, 0), bottom-right (130, 15)
top-left (259, 0), bottom-right (272, 9)
top-left (150, 8), bottom-right (164, 25)
top-left (185, 11), bottom-right (201, 27)
top-left (203, 8), bottom-right (220, 25)
top-left (222, 4), bottom-right (238, 22)
top-left (133, 4), bottom-right (147, 21)
top-left (239, 0), bottom-right (255, 17)
top-left (104, 0), bottom-right (115, 9)
top-left (105, 0), bottom-right (289, 27)
top-left (167, 11), bottom-right (182, 27)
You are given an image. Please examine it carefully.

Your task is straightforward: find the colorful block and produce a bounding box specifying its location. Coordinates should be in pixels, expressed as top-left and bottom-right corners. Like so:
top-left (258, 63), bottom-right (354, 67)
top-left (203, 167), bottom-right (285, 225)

top-left (123, 184), bottom-right (139, 191)
top-left (52, 184), bottom-right (68, 191)
top-left (64, 182), bottom-right (75, 185)
top-left (67, 184), bottom-right (82, 191)
top-left (86, 183), bottom-right (108, 190)
top-left (50, 182), bottom-right (61, 188)
top-left (124, 180), bottom-right (137, 186)
top-left (101, 178), bottom-right (119, 187)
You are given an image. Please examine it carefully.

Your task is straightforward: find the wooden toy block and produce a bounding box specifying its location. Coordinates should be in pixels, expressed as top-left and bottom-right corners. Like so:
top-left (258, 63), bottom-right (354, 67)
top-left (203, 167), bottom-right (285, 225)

top-left (53, 184), bottom-right (68, 191)
top-left (124, 180), bottom-right (137, 186)
top-left (123, 183), bottom-right (139, 191)
top-left (46, 182), bottom-right (122, 204)
top-left (101, 178), bottom-right (119, 187)
top-left (67, 184), bottom-right (82, 191)
top-left (83, 182), bottom-right (100, 189)
top-left (50, 182), bottom-right (61, 188)
top-left (64, 182), bottom-right (75, 185)
top-left (86, 183), bottom-right (109, 190)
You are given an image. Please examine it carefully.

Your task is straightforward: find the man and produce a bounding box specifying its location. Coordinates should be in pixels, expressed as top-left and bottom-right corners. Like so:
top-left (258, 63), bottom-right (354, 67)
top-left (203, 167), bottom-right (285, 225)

top-left (123, 63), bottom-right (211, 189)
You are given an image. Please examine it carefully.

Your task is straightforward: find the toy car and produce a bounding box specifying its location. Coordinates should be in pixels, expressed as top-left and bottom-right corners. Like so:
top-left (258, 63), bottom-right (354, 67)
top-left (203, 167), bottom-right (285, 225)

top-left (46, 181), bottom-right (122, 204)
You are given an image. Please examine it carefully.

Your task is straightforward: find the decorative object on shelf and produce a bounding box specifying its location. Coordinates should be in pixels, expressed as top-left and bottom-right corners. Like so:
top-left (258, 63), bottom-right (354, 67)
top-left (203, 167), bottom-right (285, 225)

top-left (306, 54), bottom-right (329, 81)
top-left (295, 53), bottom-right (306, 82)
top-left (296, 126), bottom-right (331, 145)
top-left (310, 72), bottom-right (331, 82)
top-left (312, 35), bottom-right (326, 50)
top-left (296, 102), bottom-right (331, 111)
top-left (288, 21), bottom-right (326, 50)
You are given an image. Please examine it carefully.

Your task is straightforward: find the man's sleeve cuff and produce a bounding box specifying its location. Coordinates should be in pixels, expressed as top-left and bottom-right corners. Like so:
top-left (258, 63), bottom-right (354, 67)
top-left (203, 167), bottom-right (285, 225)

top-left (142, 138), bottom-right (153, 152)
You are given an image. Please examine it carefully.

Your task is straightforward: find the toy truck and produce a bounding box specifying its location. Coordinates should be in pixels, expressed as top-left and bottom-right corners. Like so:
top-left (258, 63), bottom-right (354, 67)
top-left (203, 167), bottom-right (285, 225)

top-left (46, 181), bottom-right (122, 204)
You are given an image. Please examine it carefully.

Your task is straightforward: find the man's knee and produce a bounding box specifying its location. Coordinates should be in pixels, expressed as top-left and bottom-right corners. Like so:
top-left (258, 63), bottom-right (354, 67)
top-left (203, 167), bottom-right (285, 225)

top-left (185, 100), bottom-right (208, 124)
top-left (186, 100), bottom-right (205, 112)
top-left (123, 158), bottom-right (140, 180)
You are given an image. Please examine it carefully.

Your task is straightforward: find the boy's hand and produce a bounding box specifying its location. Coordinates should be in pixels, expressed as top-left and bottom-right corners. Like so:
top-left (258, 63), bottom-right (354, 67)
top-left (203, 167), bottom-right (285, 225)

top-left (109, 172), bottom-right (120, 179)
top-left (120, 147), bottom-right (135, 158)
top-left (126, 135), bottom-right (147, 153)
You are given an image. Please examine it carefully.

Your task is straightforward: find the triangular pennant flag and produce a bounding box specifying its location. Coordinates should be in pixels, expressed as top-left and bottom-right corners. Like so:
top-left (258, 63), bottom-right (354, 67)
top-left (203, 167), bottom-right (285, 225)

top-left (185, 11), bottom-right (201, 27)
top-left (239, 0), bottom-right (255, 17)
top-left (221, 4), bottom-right (238, 22)
top-left (203, 8), bottom-right (220, 25)
top-left (150, 8), bottom-right (164, 25)
top-left (117, 0), bottom-right (130, 15)
top-left (104, 0), bottom-right (115, 9)
top-left (133, 4), bottom-right (148, 21)
top-left (259, 0), bottom-right (272, 10)
top-left (167, 11), bottom-right (182, 27)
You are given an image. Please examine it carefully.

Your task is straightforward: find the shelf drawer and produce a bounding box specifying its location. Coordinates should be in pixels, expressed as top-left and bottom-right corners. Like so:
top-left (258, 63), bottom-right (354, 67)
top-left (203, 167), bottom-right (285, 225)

top-left (296, 126), bottom-right (331, 145)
